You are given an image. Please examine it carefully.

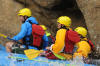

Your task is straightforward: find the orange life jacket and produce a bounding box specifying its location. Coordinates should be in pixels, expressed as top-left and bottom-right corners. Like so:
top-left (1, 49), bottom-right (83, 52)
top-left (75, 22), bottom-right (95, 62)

top-left (32, 24), bottom-right (45, 49)
top-left (64, 30), bottom-right (80, 54)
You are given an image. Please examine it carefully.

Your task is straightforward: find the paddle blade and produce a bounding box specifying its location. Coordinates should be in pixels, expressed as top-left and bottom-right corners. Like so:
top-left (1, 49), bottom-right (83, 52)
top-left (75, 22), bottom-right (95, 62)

top-left (24, 49), bottom-right (43, 60)
top-left (0, 33), bottom-right (7, 38)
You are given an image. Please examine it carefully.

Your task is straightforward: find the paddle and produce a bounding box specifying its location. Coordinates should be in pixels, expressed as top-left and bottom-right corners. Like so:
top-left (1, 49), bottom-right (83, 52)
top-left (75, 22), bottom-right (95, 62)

top-left (0, 33), bottom-right (23, 44)
top-left (0, 33), bottom-right (43, 59)
top-left (24, 49), bottom-right (43, 60)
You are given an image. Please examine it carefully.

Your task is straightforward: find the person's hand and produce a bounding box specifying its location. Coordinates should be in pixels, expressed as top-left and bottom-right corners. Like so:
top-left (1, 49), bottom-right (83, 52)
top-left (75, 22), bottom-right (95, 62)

top-left (39, 51), bottom-right (45, 56)
top-left (46, 47), bottom-right (50, 50)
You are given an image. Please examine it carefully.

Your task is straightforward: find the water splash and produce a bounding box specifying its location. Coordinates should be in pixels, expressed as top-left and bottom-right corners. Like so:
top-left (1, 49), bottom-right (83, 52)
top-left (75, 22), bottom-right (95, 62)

top-left (69, 56), bottom-right (84, 66)
top-left (9, 53), bottom-right (16, 66)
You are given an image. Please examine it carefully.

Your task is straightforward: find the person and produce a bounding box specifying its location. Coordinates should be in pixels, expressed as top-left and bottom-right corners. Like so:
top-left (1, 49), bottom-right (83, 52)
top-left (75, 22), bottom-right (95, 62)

top-left (5, 8), bottom-right (48, 53)
top-left (73, 27), bottom-right (94, 62)
top-left (40, 25), bottom-right (55, 47)
top-left (40, 16), bottom-right (80, 60)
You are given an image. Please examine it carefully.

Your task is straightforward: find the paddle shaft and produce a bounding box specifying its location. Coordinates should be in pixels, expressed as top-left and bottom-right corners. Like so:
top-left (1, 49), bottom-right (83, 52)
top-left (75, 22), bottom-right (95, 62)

top-left (0, 33), bottom-right (23, 45)
top-left (7, 37), bottom-right (23, 45)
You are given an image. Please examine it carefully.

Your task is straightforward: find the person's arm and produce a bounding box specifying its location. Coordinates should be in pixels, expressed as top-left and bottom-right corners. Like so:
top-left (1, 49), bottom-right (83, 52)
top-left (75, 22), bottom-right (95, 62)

top-left (50, 29), bottom-right (66, 53)
top-left (12, 23), bottom-right (27, 41)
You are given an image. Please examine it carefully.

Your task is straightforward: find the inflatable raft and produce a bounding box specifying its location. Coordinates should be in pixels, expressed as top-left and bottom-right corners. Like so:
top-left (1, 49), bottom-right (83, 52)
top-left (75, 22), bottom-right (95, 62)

top-left (0, 44), bottom-right (96, 66)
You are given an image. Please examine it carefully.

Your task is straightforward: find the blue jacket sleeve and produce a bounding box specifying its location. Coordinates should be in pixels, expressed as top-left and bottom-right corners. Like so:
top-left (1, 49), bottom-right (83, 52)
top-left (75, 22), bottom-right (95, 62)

top-left (12, 23), bottom-right (27, 41)
top-left (42, 34), bottom-right (48, 50)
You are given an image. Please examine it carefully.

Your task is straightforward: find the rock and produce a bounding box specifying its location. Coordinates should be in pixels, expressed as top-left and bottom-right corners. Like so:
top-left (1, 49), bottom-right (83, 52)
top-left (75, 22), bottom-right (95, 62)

top-left (34, 0), bottom-right (61, 8)
top-left (76, 0), bottom-right (100, 52)
top-left (0, 0), bottom-right (23, 45)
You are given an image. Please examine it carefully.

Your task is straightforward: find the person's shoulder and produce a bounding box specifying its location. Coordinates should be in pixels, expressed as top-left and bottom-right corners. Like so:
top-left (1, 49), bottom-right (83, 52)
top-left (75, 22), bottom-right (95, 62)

top-left (56, 29), bottom-right (67, 35)
top-left (22, 22), bottom-right (28, 25)
top-left (27, 16), bottom-right (36, 20)
top-left (57, 29), bottom-right (66, 32)
top-left (26, 17), bottom-right (38, 24)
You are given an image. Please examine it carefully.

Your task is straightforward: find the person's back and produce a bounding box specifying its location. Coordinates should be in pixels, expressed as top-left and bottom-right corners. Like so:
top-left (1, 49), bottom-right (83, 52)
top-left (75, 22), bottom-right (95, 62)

top-left (31, 24), bottom-right (48, 50)
top-left (5, 8), bottom-right (38, 53)
top-left (12, 16), bottom-right (38, 41)
top-left (12, 8), bottom-right (39, 49)
top-left (12, 9), bottom-right (48, 50)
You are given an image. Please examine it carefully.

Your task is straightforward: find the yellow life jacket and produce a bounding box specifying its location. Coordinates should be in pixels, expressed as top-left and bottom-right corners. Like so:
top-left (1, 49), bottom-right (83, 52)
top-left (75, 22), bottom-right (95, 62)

top-left (51, 29), bottom-right (66, 53)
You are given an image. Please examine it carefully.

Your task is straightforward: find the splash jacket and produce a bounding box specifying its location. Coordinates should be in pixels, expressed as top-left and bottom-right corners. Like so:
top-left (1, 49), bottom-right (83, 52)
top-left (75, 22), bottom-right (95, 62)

top-left (12, 17), bottom-right (48, 50)
top-left (46, 29), bottom-right (80, 60)
top-left (51, 29), bottom-right (80, 54)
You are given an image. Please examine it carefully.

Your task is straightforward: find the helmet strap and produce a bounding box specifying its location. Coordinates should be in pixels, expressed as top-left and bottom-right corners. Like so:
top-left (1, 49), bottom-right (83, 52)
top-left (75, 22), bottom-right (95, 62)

top-left (22, 16), bottom-right (29, 23)
top-left (61, 25), bottom-right (69, 30)
top-left (80, 35), bottom-right (86, 40)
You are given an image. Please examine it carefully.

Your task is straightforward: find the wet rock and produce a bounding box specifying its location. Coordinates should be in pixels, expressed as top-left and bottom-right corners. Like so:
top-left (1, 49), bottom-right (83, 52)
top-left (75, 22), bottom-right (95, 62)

top-left (76, 0), bottom-right (100, 52)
